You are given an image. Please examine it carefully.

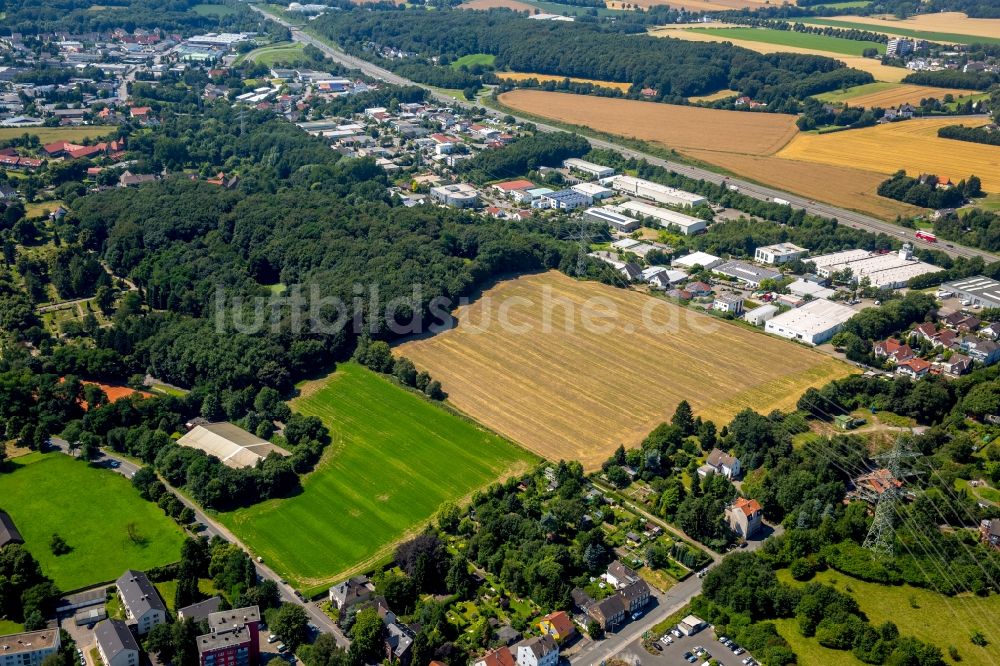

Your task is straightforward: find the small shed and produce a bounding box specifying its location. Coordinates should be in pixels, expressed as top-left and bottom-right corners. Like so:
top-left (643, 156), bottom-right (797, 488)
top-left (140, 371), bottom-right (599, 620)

top-left (0, 510), bottom-right (24, 548)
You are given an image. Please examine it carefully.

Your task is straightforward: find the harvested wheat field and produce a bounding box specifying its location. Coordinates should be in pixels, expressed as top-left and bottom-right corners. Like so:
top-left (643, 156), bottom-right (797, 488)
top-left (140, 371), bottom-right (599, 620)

top-left (821, 12), bottom-right (1000, 40)
top-left (398, 272), bottom-right (854, 470)
top-left (499, 90), bottom-right (798, 155)
top-left (499, 72), bottom-right (632, 92)
top-left (688, 89), bottom-right (740, 103)
top-left (817, 82), bottom-right (980, 108)
top-left (650, 27), bottom-right (910, 82)
top-left (461, 0), bottom-right (535, 10)
top-left (779, 118), bottom-right (1000, 192)
top-left (609, 0), bottom-right (769, 11)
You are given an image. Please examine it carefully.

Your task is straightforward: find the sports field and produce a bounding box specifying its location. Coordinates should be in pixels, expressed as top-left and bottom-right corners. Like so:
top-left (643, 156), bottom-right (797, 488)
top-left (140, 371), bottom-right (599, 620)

top-left (799, 13), bottom-right (1000, 46)
top-left (0, 452), bottom-right (185, 591)
top-left (496, 89), bottom-right (923, 220)
top-left (217, 363), bottom-right (536, 594)
top-left (398, 272), bottom-right (854, 471)
top-left (499, 72), bottom-right (632, 92)
top-left (778, 569), bottom-right (1000, 666)
top-left (778, 117), bottom-right (1000, 192)
top-left (687, 27), bottom-right (886, 56)
top-left (237, 42), bottom-right (305, 66)
top-left (0, 125), bottom-right (116, 144)
top-left (815, 82), bottom-right (978, 107)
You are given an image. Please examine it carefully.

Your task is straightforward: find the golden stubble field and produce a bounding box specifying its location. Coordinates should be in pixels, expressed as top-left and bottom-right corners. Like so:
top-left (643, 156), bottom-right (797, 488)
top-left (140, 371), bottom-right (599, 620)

top-left (779, 117), bottom-right (1000, 192)
top-left (460, 0), bottom-right (535, 10)
top-left (498, 72), bottom-right (632, 92)
top-left (844, 84), bottom-right (983, 108)
top-left (498, 89), bottom-right (924, 219)
top-left (608, 0), bottom-right (770, 11)
top-left (398, 272), bottom-right (854, 470)
top-left (822, 12), bottom-right (1000, 39)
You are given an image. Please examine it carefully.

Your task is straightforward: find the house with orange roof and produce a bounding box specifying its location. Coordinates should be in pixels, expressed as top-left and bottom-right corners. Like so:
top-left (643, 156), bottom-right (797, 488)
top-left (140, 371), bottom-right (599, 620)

top-left (896, 357), bottom-right (931, 379)
top-left (726, 497), bottom-right (762, 538)
top-left (874, 338), bottom-right (915, 364)
top-left (538, 611), bottom-right (575, 643)
top-left (130, 106), bottom-right (152, 119)
top-left (492, 179), bottom-right (535, 194)
top-left (473, 646), bottom-right (515, 666)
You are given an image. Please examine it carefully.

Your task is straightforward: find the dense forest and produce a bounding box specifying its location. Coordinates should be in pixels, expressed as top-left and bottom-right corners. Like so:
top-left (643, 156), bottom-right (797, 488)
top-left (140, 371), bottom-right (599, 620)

top-left (934, 208), bottom-right (1000, 252)
top-left (0, 0), bottom-right (262, 35)
top-left (902, 69), bottom-right (1000, 90)
top-left (311, 7), bottom-right (872, 101)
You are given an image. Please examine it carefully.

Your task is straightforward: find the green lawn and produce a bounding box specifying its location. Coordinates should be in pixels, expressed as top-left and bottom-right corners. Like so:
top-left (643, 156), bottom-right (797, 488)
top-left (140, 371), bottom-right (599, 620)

top-left (518, 0), bottom-right (623, 17)
top-left (216, 363), bottom-right (537, 596)
top-left (798, 18), bottom-right (1000, 46)
top-left (0, 125), bottom-right (117, 144)
top-left (773, 618), bottom-right (867, 666)
top-left (0, 453), bottom-right (186, 591)
top-left (451, 53), bottom-right (495, 69)
top-left (687, 27), bottom-right (886, 56)
top-left (236, 42), bottom-right (305, 67)
top-left (798, 0), bottom-right (871, 8)
top-left (0, 620), bottom-right (24, 634)
top-left (815, 81), bottom-right (899, 103)
top-left (778, 569), bottom-right (1000, 666)
top-left (192, 3), bottom-right (237, 16)
top-left (154, 579), bottom-right (222, 613)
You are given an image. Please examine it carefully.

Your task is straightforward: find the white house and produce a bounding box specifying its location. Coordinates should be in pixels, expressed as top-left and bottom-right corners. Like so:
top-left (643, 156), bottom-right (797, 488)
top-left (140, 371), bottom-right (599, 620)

top-left (514, 635), bottom-right (559, 666)
top-left (0, 630), bottom-right (60, 666)
top-left (94, 620), bottom-right (140, 666)
top-left (116, 570), bottom-right (166, 635)
top-left (754, 242), bottom-right (807, 265)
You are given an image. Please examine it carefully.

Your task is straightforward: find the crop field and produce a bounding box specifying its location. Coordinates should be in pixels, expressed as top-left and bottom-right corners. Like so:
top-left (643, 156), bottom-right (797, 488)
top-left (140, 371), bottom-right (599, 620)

top-left (499, 72), bottom-right (632, 92)
top-left (461, 0), bottom-right (535, 10)
top-left (778, 569), bottom-right (1000, 666)
top-left (687, 27), bottom-right (886, 56)
top-left (778, 117), bottom-right (1000, 192)
top-left (800, 13), bottom-right (1000, 46)
top-left (451, 53), bottom-right (495, 69)
top-left (687, 89), bottom-right (740, 103)
top-left (191, 3), bottom-right (237, 16)
top-left (608, 0), bottom-right (770, 11)
top-left (0, 125), bottom-right (116, 144)
top-left (650, 27), bottom-right (908, 82)
top-left (398, 272), bottom-right (853, 471)
top-left (814, 82), bottom-right (976, 107)
top-left (217, 363), bottom-right (536, 594)
top-left (498, 90), bottom-right (798, 155)
top-left (0, 452), bottom-right (185, 591)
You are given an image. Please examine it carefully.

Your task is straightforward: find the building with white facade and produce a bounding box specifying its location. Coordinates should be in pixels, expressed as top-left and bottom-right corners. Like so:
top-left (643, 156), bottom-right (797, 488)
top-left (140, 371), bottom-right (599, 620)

top-left (609, 175), bottom-right (706, 208)
top-left (583, 207), bottom-right (638, 232)
top-left (813, 246), bottom-right (940, 288)
top-left (672, 251), bottom-right (722, 270)
top-left (764, 299), bottom-right (857, 345)
top-left (0, 630), bottom-right (60, 666)
top-left (570, 182), bottom-right (614, 201)
top-left (430, 183), bottom-right (479, 208)
top-left (754, 242), bottom-right (807, 265)
top-left (95, 620), bottom-right (140, 666)
top-left (744, 304), bottom-right (778, 326)
top-left (563, 158), bottom-right (614, 179)
top-left (616, 201), bottom-right (706, 235)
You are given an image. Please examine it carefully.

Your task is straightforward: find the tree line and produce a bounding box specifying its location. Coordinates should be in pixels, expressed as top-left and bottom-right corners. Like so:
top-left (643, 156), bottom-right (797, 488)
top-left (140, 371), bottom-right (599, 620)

top-left (938, 123), bottom-right (1000, 147)
top-left (876, 170), bottom-right (981, 209)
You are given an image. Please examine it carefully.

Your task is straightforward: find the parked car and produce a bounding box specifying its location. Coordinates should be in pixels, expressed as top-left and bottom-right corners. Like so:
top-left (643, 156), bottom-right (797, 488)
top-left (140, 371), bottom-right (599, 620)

top-left (268, 635), bottom-right (278, 644)
top-left (277, 644), bottom-right (288, 654)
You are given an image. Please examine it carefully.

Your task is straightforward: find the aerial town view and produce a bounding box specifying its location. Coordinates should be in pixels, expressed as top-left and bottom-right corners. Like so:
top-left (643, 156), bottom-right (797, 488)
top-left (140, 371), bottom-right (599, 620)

top-left (0, 0), bottom-right (999, 665)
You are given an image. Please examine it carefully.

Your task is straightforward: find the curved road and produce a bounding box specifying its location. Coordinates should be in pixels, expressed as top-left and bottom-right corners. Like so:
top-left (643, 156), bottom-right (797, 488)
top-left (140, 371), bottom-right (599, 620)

top-left (252, 4), bottom-right (996, 264)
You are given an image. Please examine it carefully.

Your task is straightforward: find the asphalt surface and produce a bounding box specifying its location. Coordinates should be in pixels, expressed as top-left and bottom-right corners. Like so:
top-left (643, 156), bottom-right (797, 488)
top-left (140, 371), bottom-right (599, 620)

top-left (252, 5), bottom-right (997, 264)
top-left (46, 439), bottom-right (350, 649)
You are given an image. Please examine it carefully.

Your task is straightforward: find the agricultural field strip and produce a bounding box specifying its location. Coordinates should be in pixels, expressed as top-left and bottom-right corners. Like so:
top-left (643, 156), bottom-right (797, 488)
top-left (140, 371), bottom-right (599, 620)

top-left (499, 71), bottom-right (632, 92)
top-left (687, 26), bottom-right (886, 56)
top-left (798, 16), bottom-right (1000, 46)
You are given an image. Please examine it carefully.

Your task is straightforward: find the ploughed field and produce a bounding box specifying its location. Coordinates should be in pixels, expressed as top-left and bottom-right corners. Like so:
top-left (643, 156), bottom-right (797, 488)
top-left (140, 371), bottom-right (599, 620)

top-left (216, 363), bottom-right (536, 595)
top-left (398, 272), bottom-right (853, 471)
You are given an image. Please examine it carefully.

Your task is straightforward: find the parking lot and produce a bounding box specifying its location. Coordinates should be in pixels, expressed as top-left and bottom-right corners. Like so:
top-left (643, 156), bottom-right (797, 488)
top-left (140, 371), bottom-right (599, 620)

top-left (641, 628), bottom-right (757, 666)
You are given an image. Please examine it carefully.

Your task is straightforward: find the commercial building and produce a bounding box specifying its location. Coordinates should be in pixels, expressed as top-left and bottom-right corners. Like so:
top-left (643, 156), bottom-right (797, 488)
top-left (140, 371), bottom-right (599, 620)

top-left (713, 294), bottom-right (744, 315)
top-left (808, 249), bottom-right (871, 272)
top-left (562, 158), bottom-right (614, 179)
top-left (672, 251), bottom-right (722, 270)
top-left (94, 620), bottom-right (140, 666)
top-left (764, 299), bottom-right (857, 345)
top-left (538, 189), bottom-right (591, 210)
top-left (713, 260), bottom-right (781, 288)
top-left (570, 182), bottom-right (614, 201)
top-left (582, 207), bottom-right (639, 232)
top-left (754, 242), bottom-right (807, 265)
top-left (197, 606), bottom-right (261, 666)
top-left (177, 423), bottom-right (291, 470)
top-left (0, 630), bottom-right (60, 666)
top-left (609, 175), bottom-right (706, 208)
top-left (943, 276), bottom-right (1000, 310)
top-left (116, 570), bottom-right (166, 635)
top-left (429, 183), bottom-right (479, 208)
top-left (812, 247), bottom-right (940, 289)
top-left (616, 201), bottom-right (706, 235)
top-left (787, 278), bottom-right (836, 300)
top-left (744, 303), bottom-right (778, 326)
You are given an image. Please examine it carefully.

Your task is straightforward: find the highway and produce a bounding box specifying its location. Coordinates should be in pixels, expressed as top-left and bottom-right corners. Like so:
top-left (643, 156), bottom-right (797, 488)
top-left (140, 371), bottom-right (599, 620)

top-left (252, 3), bottom-right (996, 264)
top-left (46, 438), bottom-right (351, 649)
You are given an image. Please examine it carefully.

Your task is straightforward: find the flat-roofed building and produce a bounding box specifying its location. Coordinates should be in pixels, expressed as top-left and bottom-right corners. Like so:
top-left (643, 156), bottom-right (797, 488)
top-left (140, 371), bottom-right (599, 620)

top-left (0, 630), bottom-right (60, 666)
top-left (430, 183), bottom-right (479, 208)
top-left (713, 260), bottom-right (781, 288)
top-left (538, 189), bottom-right (591, 210)
top-left (563, 158), bottom-right (614, 179)
top-left (809, 249), bottom-right (872, 273)
top-left (944, 276), bottom-right (1000, 310)
top-left (570, 182), bottom-right (614, 201)
top-left (754, 242), bottom-right (807, 265)
top-left (610, 175), bottom-right (705, 208)
top-left (177, 423), bottom-right (291, 469)
top-left (197, 607), bottom-right (261, 666)
top-left (765, 299), bottom-right (857, 345)
top-left (616, 201), bottom-right (706, 235)
top-left (582, 207), bottom-right (639, 232)
top-left (672, 251), bottom-right (722, 270)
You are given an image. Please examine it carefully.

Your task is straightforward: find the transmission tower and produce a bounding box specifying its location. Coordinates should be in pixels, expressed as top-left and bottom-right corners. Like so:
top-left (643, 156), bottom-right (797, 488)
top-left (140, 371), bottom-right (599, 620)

top-left (561, 218), bottom-right (599, 277)
top-left (862, 440), bottom-right (920, 559)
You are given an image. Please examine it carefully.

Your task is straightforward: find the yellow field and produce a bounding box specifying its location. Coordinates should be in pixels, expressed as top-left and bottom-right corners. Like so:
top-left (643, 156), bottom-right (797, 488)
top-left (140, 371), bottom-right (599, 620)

top-left (688, 89), bottom-right (740, 103)
top-left (778, 117), bottom-right (1000, 192)
top-left (397, 272), bottom-right (854, 470)
top-left (499, 72), bottom-right (632, 92)
top-left (608, 0), bottom-right (769, 11)
top-left (0, 125), bottom-right (116, 143)
top-left (822, 12), bottom-right (1000, 39)
top-left (650, 27), bottom-right (910, 82)
top-left (461, 0), bottom-right (535, 10)
top-left (838, 84), bottom-right (981, 108)
top-left (498, 89), bottom-right (799, 156)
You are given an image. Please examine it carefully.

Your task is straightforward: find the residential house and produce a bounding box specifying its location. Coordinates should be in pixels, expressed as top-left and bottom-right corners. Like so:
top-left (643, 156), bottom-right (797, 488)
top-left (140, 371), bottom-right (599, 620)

top-left (896, 357), bottom-right (932, 379)
top-left (514, 635), bottom-right (558, 666)
top-left (196, 606), bottom-right (260, 666)
top-left (874, 339), bottom-right (915, 364)
top-left (713, 294), bottom-right (744, 315)
top-left (94, 620), bottom-right (140, 666)
top-left (474, 646), bottom-right (515, 666)
top-left (177, 597), bottom-right (222, 623)
top-left (726, 497), bottom-right (763, 538)
top-left (0, 630), bottom-right (60, 666)
top-left (606, 561), bottom-right (640, 588)
top-left (618, 579), bottom-right (651, 615)
top-left (619, 262), bottom-right (642, 282)
top-left (938, 353), bottom-right (972, 376)
top-left (980, 322), bottom-right (1000, 340)
top-left (980, 519), bottom-right (1000, 551)
top-left (118, 170), bottom-right (158, 188)
top-left (686, 281), bottom-right (712, 297)
top-left (910, 322), bottom-right (938, 343)
top-left (537, 611), bottom-right (575, 644)
top-left (116, 570), bottom-right (166, 635)
top-left (328, 576), bottom-right (373, 610)
top-left (963, 337), bottom-right (1000, 365)
top-left (702, 449), bottom-right (741, 480)
top-left (384, 621), bottom-right (413, 666)
top-left (0, 181), bottom-right (17, 201)
top-left (586, 594), bottom-right (626, 631)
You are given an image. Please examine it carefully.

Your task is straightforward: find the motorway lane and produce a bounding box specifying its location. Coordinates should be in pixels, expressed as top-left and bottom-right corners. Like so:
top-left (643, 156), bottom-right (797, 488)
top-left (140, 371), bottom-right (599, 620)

top-left (46, 438), bottom-right (350, 648)
top-left (253, 4), bottom-right (996, 264)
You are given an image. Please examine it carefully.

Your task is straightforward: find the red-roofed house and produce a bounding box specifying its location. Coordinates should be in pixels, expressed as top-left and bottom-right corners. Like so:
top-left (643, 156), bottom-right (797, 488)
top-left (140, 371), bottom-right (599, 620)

top-left (874, 338), bottom-right (915, 364)
top-left (492, 179), bottom-right (535, 194)
top-left (130, 106), bottom-right (152, 119)
top-left (726, 497), bottom-right (762, 538)
top-left (538, 611), bottom-right (575, 643)
top-left (474, 646), bottom-right (515, 666)
top-left (896, 357), bottom-right (931, 379)
top-left (910, 322), bottom-right (938, 343)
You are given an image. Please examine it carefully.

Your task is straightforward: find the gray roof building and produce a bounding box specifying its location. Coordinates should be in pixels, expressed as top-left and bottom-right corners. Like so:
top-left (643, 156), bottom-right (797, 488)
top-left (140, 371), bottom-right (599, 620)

top-left (207, 606), bottom-right (261, 632)
top-left (177, 596), bottom-right (222, 622)
top-left (94, 619), bottom-right (140, 662)
top-left (116, 570), bottom-right (166, 619)
top-left (944, 276), bottom-right (1000, 310)
top-left (0, 510), bottom-right (24, 548)
top-left (713, 260), bottom-right (782, 287)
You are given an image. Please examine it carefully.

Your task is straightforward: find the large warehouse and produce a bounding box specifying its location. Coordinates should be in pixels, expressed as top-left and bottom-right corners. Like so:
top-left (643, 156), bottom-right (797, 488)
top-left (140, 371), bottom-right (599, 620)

top-left (765, 299), bottom-right (857, 345)
top-left (615, 201), bottom-right (707, 235)
top-left (943, 276), bottom-right (1000, 309)
top-left (177, 422), bottom-right (291, 469)
top-left (810, 246), bottom-right (940, 289)
top-left (583, 207), bottom-right (639, 232)
top-left (609, 175), bottom-right (706, 208)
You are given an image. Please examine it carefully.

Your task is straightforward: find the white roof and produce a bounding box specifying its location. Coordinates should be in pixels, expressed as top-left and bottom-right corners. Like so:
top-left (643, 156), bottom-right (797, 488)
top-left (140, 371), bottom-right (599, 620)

top-left (808, 249), bottom-right (871, 269)
top-left (787, 278), bottom-right (836, 300)
top-left (571, 182), bottom-right (613, 196)
top-left (766, 299), bottom-right (856, 337)
top-left (617, 201), bottom-right (705, 230)
top-left (681, 615), bottom-right (705, 627)
top-left (757, 242), bottom-right (806, 255)
top-left (612, 238), bottom-right (641, 250)
top-left (673, 251), bottom-right (720, 268)
top-left (177, 423), bottom-right (290, 469)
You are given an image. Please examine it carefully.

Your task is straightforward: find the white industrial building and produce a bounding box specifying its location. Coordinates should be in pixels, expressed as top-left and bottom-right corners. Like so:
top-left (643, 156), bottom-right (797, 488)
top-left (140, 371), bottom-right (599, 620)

top-left (754, 242), bottom-right (807, 265)
top-left (812, 246), bottom-right (940, 288)
top-left (571, 182), bottom-right (614, 201)
top-left (615, 201), bottom-right (706, 235)
top-left (563, 158), bottom-right (614, 179)
top-left (609, 175), bottom-right (706, 208)
top-left (672, 251), bottom-right (722, 270)
top-left (744, 304), bottom-right (779, 326)
top-left (583, 207), bottom-right (639, 232)
top-left (943, 276), bottom-right (1000, 309)
top-left (765, 299), bottom-right (857, 345)
top-left (787, 278), bottom-right (836, 300)
top-left (713, 260), bottom-right (781, 288)
top-left (808, 249), bottom-right (872, 272)
top-left (430, 183), bottom-right (479, 208)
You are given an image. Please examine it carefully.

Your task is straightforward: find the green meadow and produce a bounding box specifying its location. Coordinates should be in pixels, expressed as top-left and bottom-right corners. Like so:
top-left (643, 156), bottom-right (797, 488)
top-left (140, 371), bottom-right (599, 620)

top-left (687, 27), bottom-right (886, 56)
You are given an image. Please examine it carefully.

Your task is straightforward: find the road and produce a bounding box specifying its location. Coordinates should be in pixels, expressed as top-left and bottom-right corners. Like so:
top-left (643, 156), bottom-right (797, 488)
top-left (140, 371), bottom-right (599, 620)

top-left (252, 4), bottom-right (996, 264)
top-left (46, 439), bottom-right (351, 649)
